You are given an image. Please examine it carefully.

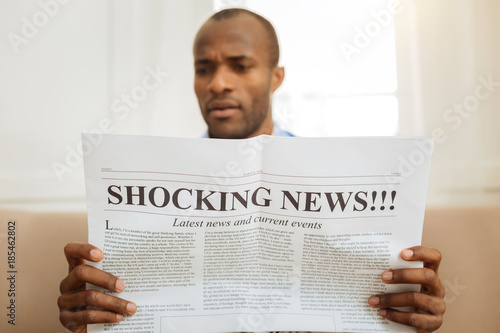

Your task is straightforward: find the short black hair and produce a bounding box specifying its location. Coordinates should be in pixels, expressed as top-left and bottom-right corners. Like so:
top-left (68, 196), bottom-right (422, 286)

top-left (209, 8), bottom-right (280, 68)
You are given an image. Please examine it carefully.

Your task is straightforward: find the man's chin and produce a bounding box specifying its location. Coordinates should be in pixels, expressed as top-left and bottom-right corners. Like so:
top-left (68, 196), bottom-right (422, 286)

top-left (208, 126), bottom-right (248, 139)
top-left (209, 132), bottom-right (247, 140)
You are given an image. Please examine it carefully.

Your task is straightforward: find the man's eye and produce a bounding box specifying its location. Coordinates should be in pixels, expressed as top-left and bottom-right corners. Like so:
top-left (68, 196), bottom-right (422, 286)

top-left (235, 64), bottom-right (250, 71)
top-left (195, 68), bottom-right (209, 75)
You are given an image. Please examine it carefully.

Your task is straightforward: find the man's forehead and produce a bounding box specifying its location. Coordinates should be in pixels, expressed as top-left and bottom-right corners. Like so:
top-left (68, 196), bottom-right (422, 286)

top-left (193, 16), bottom-right (267, 59)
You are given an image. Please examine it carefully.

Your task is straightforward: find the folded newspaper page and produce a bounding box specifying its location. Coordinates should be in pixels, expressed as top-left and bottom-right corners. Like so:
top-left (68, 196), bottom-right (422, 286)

top-left (83, 133), bottom-right (433, 333)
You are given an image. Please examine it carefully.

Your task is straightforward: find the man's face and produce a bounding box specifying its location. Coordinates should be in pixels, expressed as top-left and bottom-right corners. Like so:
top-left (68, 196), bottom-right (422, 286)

top-left (193, 15), bottom-right (283, 139)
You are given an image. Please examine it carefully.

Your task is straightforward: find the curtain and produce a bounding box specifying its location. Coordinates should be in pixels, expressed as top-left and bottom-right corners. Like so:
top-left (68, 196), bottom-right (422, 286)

top-left (396, 0), bottom-right (500, 205)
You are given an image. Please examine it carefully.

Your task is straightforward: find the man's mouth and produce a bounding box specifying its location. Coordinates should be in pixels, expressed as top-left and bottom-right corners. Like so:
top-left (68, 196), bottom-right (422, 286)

top-left (207, 100), bottom-right (240, 119)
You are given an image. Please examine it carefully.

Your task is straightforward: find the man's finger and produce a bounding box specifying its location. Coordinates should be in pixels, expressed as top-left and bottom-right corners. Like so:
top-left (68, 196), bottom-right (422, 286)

top-left (379, 307), bottom-right (443, 333)
top-left (60, 264), bottom-right (125, 294)
top-left (381, 268), bottom-right (441, 295)
top-left (60, 309), bottom-right (124, 331)
top-left (64, 242), bottom-right (103, 269)
top-left (58, 290), bottom-right (137, 315)
top-left (369, 291), bottom-right (446, 315)
top-left (400, 246), bottom-right (442, 272)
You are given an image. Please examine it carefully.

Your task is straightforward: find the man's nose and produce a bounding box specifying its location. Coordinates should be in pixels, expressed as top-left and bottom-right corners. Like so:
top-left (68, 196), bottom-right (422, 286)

top-left (208, 67), bottom-right (234, 94)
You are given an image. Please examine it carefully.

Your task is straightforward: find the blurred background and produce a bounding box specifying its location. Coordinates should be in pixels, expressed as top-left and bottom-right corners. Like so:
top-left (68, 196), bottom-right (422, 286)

top-left (1, 0), bottom-right (499, 211)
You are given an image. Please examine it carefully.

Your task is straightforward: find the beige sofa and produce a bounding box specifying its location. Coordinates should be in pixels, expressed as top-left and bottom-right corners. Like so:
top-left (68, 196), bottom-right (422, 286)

top-left (1, 206), bottom-right (499, 332)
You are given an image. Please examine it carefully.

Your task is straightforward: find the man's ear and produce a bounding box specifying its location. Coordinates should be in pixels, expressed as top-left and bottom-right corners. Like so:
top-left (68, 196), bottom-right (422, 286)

top-left (271, 66), bottom-right (285, 93)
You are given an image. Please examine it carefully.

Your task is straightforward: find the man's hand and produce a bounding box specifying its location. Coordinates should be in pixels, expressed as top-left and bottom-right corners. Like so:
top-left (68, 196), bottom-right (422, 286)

top-left (58, 242), bottom-right (137, 333)
top-left (368, 246), bottom-right (445, 333)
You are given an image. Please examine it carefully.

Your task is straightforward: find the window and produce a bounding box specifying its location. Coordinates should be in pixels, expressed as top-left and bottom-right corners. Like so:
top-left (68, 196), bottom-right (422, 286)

top-left (214, 0), bottom-right (399, 136)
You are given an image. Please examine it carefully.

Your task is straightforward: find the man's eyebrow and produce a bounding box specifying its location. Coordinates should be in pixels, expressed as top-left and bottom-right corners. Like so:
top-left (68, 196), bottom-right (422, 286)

top-left (194, 56), bottom-right (254, 65)
top-left (227, 55), bottom-right (253, 62)
top-left (195, 59), bottom-right (212, 65)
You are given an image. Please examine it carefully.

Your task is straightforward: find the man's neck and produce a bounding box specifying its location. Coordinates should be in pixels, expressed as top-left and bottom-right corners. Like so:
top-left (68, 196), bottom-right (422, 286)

top-left (245, 112), bottom-right (274, 138)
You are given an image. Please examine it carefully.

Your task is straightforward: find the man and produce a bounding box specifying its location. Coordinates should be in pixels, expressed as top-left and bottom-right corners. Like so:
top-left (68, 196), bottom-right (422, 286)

top-left (58, 8), bottom-right (445, 333)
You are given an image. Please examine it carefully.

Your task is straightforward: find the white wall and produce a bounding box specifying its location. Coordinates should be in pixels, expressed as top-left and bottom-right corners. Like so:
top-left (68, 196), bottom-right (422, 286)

top-left (0, 0), bottom-right (212, 211)
top-left (0, 0), bottom-right (109, 210)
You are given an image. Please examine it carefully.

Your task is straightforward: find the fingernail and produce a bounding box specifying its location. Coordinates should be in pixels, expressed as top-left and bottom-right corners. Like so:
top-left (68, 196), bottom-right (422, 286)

top-left (116, 313), bottom-right (124, 321)
top-left (126, 302), bottom-right (137, 314)
top-left (115, 279), bottom-right (125, 292)
top-left (382, 271), bottom-right (393, 281)
top-left (90, 249), bottom-right (101, 260)
top-left (379, 309), bottom-right (387, 316)
top-left (368, 296), bottom-right (380, 306)
top-left (402, 249), bottom-right (414, 259)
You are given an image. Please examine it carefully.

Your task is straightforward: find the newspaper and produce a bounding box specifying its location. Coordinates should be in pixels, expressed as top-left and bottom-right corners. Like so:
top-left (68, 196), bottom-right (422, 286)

top-left (83, 133), bottom-right (433, 333)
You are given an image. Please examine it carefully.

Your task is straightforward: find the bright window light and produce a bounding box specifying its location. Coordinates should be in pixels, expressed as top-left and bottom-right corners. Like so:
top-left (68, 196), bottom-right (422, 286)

top-left (213, 0), bottom-right (399, 136)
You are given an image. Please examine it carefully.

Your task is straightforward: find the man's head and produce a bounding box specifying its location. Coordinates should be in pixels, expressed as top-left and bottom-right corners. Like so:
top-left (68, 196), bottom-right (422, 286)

top-left (193, 8), bottom-right (285, 139)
